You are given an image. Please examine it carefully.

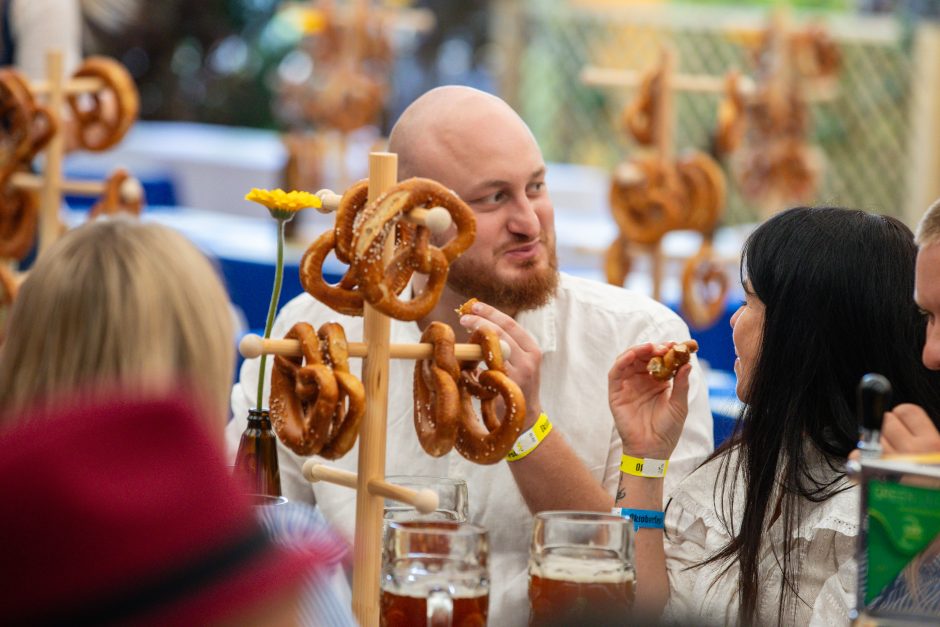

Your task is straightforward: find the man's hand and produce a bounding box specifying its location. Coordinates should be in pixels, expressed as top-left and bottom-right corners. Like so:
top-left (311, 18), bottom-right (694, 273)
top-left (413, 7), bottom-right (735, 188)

top-left (882, 403), bottom-right (940, 455)
top-left (608, 343), bottom-right (690, 460)
top-left (459, 300), bottom-right (543, 428)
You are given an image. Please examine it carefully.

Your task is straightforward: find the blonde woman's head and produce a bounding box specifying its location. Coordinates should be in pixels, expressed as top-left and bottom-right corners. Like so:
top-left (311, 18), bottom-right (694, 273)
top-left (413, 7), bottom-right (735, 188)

top-left (0, 217), bottom-right (235, 429)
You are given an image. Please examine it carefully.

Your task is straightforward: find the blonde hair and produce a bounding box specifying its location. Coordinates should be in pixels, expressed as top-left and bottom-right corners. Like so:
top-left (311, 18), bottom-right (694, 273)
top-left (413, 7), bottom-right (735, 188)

top-left (0, 217), bottom-right (234, 427)
top-left (915, 198), bottom-right (940, 247)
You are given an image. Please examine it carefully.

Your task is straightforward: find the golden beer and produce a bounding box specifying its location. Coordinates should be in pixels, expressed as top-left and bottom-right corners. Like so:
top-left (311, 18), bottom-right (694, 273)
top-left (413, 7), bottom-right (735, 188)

top-left (380, 589), bottom-right (489, 627)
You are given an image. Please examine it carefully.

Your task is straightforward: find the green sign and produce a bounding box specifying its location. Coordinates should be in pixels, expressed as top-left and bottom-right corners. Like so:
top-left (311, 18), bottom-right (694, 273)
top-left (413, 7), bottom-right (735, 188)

top-left (866, 480), bottom-right (940, 604)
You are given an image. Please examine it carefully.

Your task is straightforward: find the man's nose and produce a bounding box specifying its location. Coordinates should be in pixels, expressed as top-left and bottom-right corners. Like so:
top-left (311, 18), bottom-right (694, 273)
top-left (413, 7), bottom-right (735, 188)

top-left (506, 195), bottom-right (541, 239)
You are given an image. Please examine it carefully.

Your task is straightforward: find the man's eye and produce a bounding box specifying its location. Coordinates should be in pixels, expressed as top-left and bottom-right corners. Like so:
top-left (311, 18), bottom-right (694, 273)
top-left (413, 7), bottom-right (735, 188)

top-left (527, 182), bottom-right (545, 194)
top-left (475, 191), bottom-right (505, 205)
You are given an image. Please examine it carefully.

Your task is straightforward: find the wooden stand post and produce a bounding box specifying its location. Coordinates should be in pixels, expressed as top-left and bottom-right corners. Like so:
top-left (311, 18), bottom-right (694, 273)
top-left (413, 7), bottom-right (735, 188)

top-left (37, 50), bottom-right (66, 257)
top-left (351, 151), bottom-right (398, 627)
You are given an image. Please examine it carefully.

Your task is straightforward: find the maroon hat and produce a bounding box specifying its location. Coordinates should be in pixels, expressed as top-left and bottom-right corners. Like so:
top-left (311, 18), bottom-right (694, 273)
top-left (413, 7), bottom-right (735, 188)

top-left (0, 391), bottom-right (343, 626)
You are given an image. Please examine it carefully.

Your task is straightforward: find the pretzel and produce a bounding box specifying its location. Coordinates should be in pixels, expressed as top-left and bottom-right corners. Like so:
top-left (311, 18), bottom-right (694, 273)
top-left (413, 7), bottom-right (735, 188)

top-left (413, 322), bottom-right (461, 456)
top-left (456, 298), bottom-right (479, 317)
top-left (66, 56), bottom-right (139, 151)
top-left (681, 241), bottom-right (729, 329)
top-left (88, 168), bottom-right (144, 220)
top-left (647, 340), bottom-right (699, 381)
top-left (609, 159), bottom-right (684, 245)
top-left (604, 236), bottom-right (631, 286)
top-left (715, 71), bottom-right (746, 155)
top-left (315, 322), bottom-right (366, 459)
top-left (622, 65), bottom-right (662, 146)
top-left (0, 263), bottom-right (19, 342)
top-left (0, 69), bottom-right (56, 176)
top-left (454, 327), bottom-right (526, 464)
top-left (352, 177), bottom-right (475, 321)
top-left (675, 151), bottom-right (726, 234)
top-left (270, 322), bottom-right (340, 456)
top-left (305, 65), bottom-right (386, 134)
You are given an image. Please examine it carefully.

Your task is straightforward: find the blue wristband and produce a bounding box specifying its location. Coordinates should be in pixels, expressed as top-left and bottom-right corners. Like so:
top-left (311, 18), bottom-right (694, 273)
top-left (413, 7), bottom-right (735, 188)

top-left (611, 507), bottom-right (665, 532)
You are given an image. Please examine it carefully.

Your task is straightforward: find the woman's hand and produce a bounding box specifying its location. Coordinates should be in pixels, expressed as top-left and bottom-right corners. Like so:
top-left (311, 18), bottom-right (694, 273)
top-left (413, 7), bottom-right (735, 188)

top-left (459, 300), bottom-right (542, 428)
top-left (608, 342), bottom-right (691, 460)
top-left (882, 403), bottom-right (940, 455)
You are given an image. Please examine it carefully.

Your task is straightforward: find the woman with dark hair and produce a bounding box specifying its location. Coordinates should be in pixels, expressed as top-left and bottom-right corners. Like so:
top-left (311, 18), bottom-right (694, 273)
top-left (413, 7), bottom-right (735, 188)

top-left (608, 207), bottom-right (940, 625)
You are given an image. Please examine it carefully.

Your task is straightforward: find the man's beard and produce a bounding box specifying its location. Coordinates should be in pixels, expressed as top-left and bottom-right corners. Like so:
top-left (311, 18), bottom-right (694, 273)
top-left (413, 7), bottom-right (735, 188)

top-left (446, 237), bottom-right (559, 313)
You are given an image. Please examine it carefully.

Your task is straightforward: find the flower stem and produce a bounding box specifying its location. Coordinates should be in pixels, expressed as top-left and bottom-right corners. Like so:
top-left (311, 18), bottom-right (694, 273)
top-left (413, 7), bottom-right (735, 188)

top-left (256, 218), bottom-right (287, 411)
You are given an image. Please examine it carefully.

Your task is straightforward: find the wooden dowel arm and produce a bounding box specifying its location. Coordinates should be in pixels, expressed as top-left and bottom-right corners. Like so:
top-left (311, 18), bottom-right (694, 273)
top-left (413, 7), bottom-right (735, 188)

top-left (30, 76), bottom-right (107, 96)
top-left (10, 172), bottom-right (107, 195)
top-left (314, 188), bottom-right (453, 234)
top-left (239, 334), bottom-right (512, 362)
top-left (302, 462), bottom-right (439, 513)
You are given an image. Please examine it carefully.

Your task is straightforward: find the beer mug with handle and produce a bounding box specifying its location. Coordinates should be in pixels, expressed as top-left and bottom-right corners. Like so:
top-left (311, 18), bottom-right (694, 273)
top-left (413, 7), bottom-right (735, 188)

top-left (528, 511), bottom-right (635, 625)
top-left (381, 521), bottom-right (489, 627)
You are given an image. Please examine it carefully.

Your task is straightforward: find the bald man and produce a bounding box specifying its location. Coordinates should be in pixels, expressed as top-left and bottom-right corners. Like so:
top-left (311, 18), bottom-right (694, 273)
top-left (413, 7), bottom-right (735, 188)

top-left (228, 86), bottom-right (714, 625)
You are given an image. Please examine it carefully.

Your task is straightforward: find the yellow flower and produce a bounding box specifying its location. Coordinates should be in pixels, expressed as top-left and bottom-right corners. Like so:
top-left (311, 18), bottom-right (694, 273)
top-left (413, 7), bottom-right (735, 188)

top-left (245, 188), bottom-right (321, 221)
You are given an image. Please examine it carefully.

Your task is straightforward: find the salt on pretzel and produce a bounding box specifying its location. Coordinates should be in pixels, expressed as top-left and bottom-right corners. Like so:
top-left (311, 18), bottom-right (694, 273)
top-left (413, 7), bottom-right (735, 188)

top-left (315, 322), bottom-right (366, 459)
top-left (456, 298), bottom-right (479, 317)
top-left (413, 322), bottom-right (461, 457)
top-left (454, 327), bottom-right (526, 464)
top-left (681, 241), bottom-right (729, 329)
top-left (352, 177), bottom-right (475, 321)
top-left (647, 340), bottom-right (699, 381)
top-left (66, 56), bottom-right (139, 151)
top-left (270, 322), bottom-right (340, 456)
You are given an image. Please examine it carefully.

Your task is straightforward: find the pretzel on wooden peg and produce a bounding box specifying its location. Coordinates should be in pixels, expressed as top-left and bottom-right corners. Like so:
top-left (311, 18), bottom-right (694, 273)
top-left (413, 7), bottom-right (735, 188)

top-left (301, 461), bottom-right (439, 514)
top-left (88, 168), bottom-right (144, 219)
top-left (66, 56), bottom-right (139, 152)
top-left (317, 186), bottom-right (454, 235)
top-left (239, 332), bottom-right (512, 362)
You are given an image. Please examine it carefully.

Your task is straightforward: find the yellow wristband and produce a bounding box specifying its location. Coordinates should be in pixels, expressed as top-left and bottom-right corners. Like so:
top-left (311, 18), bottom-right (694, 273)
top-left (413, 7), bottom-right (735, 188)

top-left (620, 454), bottom-right (669, 478)
top-left (506, 413), bottom-right (553, 461)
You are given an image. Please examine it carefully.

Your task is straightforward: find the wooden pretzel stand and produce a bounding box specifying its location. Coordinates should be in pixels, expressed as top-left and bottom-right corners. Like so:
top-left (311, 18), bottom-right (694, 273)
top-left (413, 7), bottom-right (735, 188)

top-left (240, 152), bottom-right (515, 626)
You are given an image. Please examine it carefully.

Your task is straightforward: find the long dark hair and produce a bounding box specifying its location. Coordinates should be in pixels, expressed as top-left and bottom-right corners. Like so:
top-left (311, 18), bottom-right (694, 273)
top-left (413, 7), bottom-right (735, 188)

top-left (700, 207), bottom-right (940, 624)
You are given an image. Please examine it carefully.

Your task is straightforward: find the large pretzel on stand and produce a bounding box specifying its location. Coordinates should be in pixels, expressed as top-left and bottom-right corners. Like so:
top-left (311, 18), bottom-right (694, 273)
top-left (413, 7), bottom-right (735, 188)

top-left (675, 150), bottom-right (726, 234)
top-left (454, 327), bottom-right (526, 464)
top-left (270, 322), bottom-right (340, 456)
top-left (0, 69), bottom-right (55, 260)
top-left (604, 235), bottom-right (631, 287)
top-left (316, 322), bottom-right (366, 459)
top-left (66, 56), bottom-right (139, 151)
top-left (715, 71), bottom-right (746, 155)
top-left (621, 65), bottom-right (662, 146)
top-left (413, 321), bottom-right (461, 457)
top-left (299, 180), bottom-right (414, 316)
top-left (351, 177), bottom-right (475, 321)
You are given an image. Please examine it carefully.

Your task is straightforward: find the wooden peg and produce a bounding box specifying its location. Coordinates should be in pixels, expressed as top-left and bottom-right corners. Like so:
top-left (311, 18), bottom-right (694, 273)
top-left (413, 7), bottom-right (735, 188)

top-left (302, 462), bottom-right (440, 514)
top-left (314, 188), bottom-right (453, 234)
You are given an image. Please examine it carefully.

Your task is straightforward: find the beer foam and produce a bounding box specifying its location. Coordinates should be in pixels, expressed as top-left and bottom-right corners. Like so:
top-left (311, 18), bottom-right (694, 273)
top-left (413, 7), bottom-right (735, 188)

top-left (381, 580), bottom-right (488, 600)
top-left (529, 554), bottom-right (635, 584)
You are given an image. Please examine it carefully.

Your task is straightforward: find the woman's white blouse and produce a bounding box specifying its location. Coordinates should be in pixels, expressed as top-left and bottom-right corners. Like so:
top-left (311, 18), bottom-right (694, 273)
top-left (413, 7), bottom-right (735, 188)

top-left (662, 450), bottom-right (859, 626)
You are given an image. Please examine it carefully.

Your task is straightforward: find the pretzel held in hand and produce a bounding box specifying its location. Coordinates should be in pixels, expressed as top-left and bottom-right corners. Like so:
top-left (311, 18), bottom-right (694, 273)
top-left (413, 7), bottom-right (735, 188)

top-left (647, 340), bottom-right (699, 381)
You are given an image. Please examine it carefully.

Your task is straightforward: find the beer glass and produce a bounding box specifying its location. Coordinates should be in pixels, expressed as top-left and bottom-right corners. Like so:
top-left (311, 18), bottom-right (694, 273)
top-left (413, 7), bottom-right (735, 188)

top-left (528, 511), bottom-right (635, 625)
top-left (384, 475), bottom-right (469, 523)
top-left (381, 521), bottom-right (489, 627)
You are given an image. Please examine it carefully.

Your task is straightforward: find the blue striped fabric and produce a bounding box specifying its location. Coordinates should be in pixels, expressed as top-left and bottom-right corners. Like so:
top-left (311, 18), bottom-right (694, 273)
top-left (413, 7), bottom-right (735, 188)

top-left (869, 553), bottom-right (940, 621)
top-left (256, 502), bottom-right (357, 627)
